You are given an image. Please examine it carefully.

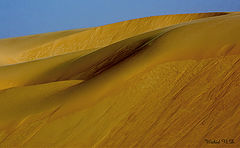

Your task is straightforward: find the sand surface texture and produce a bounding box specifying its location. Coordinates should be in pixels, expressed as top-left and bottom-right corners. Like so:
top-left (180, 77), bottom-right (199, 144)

top-left (0, 12), bottom-right (240, 147)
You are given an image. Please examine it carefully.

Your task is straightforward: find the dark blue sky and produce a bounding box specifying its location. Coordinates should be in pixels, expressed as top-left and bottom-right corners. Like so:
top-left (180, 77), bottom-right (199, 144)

top-left (0, 0), bottom-right (239, 38)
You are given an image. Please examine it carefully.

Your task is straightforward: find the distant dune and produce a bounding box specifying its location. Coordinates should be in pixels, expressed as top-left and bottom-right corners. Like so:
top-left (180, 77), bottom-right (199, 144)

top-left (0, 12), bottom-right (240, 147)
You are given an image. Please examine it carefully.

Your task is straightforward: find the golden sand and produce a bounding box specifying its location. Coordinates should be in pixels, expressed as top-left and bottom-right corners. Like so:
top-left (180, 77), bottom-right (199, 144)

top-left (0, 12), bottom-right (240, 147)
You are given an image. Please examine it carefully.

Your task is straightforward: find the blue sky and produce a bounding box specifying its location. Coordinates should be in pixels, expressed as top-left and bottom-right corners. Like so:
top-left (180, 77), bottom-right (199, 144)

top-left (0, 0), bottom-right (239, 38)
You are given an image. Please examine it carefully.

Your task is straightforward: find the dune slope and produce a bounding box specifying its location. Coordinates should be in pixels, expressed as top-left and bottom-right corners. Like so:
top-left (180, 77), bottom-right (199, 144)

top-left (0, 12), bottom-right (240, 147)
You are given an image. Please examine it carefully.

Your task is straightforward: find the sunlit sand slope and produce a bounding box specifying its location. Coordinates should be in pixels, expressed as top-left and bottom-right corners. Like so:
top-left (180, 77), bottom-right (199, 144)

top-left (0, 12), bottom-right (231, 65)
top-left (0, 12), bottom-right (240, 147)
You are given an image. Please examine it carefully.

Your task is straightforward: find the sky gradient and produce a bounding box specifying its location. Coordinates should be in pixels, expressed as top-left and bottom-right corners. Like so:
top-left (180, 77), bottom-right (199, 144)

top-left (0, 0), bottom-right (240, 38)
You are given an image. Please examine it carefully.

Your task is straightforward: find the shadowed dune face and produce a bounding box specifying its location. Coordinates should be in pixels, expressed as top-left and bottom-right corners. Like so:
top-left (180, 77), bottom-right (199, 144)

top-left (0, 12), bottom-right (230, 66)
top-left (0, 12), bottom-right (240, 147)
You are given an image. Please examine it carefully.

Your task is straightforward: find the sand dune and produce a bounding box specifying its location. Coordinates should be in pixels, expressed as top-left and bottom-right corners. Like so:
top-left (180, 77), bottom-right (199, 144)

top-left (0, 12), bottom-right (231, 65)
top-left (0, 12), bottom-right (240, 147)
